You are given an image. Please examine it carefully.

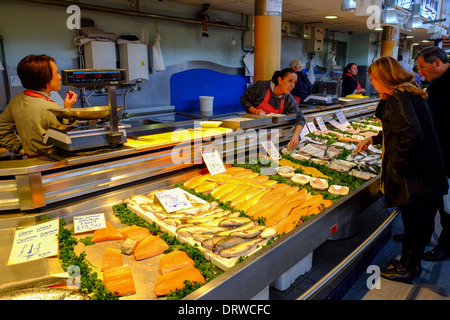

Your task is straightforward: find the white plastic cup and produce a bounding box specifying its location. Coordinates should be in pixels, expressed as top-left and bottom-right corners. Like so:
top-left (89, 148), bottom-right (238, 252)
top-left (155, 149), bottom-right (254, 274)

top-left (199, 96), bottom-right (214, 115)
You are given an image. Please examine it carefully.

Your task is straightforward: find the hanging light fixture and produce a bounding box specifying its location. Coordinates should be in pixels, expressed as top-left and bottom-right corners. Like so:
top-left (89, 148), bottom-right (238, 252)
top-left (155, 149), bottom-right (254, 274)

top-left (341, 0), bottom-right (356, 12)
top-left (405, 1), bottom-right (423, 29)
top-left (380, 0), bottom-right (399, 25)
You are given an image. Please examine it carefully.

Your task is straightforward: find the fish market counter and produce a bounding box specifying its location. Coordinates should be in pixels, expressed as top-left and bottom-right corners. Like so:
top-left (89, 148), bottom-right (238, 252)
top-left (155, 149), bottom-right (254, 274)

top-left (0, 165), bottom-right (381, 300)
top-left (0, 100), bottom-right (383, 299)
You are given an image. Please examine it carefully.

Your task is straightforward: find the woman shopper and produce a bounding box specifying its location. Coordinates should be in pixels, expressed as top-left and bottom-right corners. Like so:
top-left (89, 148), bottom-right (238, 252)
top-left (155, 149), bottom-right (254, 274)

top-left (355, 56), bottom-right (448, 283)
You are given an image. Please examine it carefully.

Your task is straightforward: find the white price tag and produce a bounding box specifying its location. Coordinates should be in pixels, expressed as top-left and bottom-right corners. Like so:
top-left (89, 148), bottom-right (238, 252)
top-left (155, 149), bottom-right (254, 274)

top-left (73, 213), bottom-right (106, 234)
top-left (329, 119), bottom-right (347, 131)
top-left (336, 110), bottom-right (350, 128)
top-left (300, 125), bottom-right (310, 141)
top-left (155, 188), bottom-right (193, 213)
top-left (8, 219), bottom-right (60, 265)
top-left (261, 140), bottom-right (281, 161)
top-left (202, 147), bottom-right (226, 175)
top-left (306, 122), bottom-right (317, 132)
top-left (315, 116), bottom-right (328, 131)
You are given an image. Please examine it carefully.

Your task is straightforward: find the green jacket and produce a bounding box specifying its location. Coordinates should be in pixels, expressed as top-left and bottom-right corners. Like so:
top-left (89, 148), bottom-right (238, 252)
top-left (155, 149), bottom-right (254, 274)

top-left (0, 90), bottom-right (68, 156)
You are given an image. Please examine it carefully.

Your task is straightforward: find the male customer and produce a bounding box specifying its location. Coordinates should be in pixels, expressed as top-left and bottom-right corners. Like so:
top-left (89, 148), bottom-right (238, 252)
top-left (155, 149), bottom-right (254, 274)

top-left (415, 46), bottom-right (450, 261)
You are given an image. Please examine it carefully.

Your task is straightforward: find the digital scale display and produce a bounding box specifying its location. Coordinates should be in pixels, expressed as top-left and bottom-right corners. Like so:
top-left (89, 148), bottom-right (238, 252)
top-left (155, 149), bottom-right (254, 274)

top-left (62, 69), bottom-right (126, 86)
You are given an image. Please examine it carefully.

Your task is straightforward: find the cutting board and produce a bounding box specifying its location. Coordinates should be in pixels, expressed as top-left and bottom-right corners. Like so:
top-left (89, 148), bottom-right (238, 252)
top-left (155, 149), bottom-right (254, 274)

top-left (220, 116), bottom-right (272, 129)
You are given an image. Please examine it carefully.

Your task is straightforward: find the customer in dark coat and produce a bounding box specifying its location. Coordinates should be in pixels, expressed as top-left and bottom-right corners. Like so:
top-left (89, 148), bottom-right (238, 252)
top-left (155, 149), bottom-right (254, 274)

top-left (289, 59), bottom-right (312, 103)
top-left (416, 46), bottom-right (450, 261)
top-left (355, 56), bottom-right (448, 283)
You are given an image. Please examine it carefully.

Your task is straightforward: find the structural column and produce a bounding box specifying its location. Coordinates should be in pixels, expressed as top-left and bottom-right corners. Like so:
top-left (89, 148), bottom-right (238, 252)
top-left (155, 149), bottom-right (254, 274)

top-left (380, 26), bottom-right (400, 58)
top-left (254, 0), bottom-right (282, 83)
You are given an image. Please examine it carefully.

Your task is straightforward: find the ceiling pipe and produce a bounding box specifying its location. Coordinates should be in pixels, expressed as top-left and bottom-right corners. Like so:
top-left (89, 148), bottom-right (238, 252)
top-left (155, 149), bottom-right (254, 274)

top-left (9, 0), bottom-right (248, 31)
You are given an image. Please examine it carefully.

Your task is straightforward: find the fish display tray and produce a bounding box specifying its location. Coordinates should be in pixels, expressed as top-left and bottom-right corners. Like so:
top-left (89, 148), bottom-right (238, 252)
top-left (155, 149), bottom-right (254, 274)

top-left (219, 116), bottom-right (272, 129)
top-left (126, 190), bottom-right (268, 271)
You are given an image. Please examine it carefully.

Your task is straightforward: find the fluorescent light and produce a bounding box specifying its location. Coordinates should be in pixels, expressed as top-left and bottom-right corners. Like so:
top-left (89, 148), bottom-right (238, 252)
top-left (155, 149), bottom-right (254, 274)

top-left (405, 35), bottom-right (415, 38)
top-left (374, 27), bottom-right (383, 31)
top-left (325, 15), bottom-right (338, 19)
top-left (413, 42), bottom-right (419, 45)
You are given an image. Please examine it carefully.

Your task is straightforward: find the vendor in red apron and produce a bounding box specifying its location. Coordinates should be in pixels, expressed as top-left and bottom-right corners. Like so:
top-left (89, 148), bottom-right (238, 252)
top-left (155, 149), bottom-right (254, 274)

top-left (240, 68), bottom-right (306, 147)
top-left (0, 54), bottom-right (77, 157)
top-left (342, 63), bottom-right (366, 97)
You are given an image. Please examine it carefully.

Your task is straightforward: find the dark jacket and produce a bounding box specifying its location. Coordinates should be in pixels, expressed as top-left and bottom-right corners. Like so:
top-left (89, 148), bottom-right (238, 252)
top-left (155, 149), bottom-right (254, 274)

top-left (240, 80), bottom-right (306, 127)
top-left (426, 67), bottom-right (450, 175)
top-left (342, 74), bottom-right (359, 96)
top-left (372, 91), bottom-right (448, 207)
top-left (291, 71), bottom-right (312, 102)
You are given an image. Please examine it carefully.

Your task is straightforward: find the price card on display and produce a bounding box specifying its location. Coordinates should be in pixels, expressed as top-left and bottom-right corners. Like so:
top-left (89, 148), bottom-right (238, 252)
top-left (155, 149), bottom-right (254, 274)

top-left (202, 147), bottom-right (226, 175)
top-left (315, 116), bottom-right (328, 132)
top-left (261, 140), bottom-right (281, 161)
top-left (155, 188), bottom-right (193, 213)
top-left (336, 110), bottom-right (350, 128)
top-left (73, 213), bottom-right (106, 234)
top-left (8, 219), bottom-right (60, 265)
top-left (300, 125), bottom-right (310, 141)
top-left (306, 122), bottom-right (317, 132)
top-left (328, 119), bottom-right (347, 131)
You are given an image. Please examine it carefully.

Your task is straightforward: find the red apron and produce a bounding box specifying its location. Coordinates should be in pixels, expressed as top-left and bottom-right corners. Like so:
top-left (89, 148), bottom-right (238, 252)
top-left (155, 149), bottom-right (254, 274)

top-left (345, 73), bottom-right (361, 91)
top-left (255, 89), bottom-right (285, 114)
top-left (23, 90), bottom-right (56, 103)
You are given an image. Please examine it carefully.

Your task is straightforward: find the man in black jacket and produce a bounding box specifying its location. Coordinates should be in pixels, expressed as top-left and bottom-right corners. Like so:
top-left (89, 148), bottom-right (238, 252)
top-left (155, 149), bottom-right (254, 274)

top-left (416, 46), bottom-right (450, 261)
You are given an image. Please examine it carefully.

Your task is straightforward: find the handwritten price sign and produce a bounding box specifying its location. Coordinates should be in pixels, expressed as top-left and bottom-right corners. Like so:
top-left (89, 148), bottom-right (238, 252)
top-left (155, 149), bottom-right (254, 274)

top-left (8, 219), bottom-right (60, 265)
top-left (155, 188), bottom-right (193, 213)
top-left (73, 213), bottom-right (106, 234)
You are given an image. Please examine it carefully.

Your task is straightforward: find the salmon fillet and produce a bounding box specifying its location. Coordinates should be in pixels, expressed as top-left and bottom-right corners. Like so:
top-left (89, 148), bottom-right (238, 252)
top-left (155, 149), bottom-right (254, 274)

top-left (158, 250), bottom-right (195, 274)
top-left (103, 264), bottom-right (136, 297)
top-left (101, 247), bottom-right (123, 271)
top-left (134, 235), bottom-right (169, 261)
top-left (92, 221), bottom-right (124, 242)
top-left (154, 265), bottom-right (205, 297)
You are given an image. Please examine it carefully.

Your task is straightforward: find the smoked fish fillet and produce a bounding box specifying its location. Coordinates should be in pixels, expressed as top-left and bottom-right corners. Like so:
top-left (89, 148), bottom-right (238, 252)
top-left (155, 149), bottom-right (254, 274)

top-left (92, 221), bottom-right (124, 243)
top-left (274, 207), bottom-right (308, 235)
top-left (101, 247), bottom-right (123, 271)
top-left (234, 189), bottom-right (271, 212)
top-left (210, 183), bottom-right (239, 199)
top-left (194, 181), bottom-right (218, 194)
top-left (219, 186), bottom-right (252, 203)
top-left (264, 198), bottom-right (306, 227)
top-left (183, 174), bottom-right (211, 189)
top-left (154, 265), bottom-right (205, 297)
top-left (230, 187), bottom-right (265, 207)
top-left (134, 235), bottom-right (169, 261)
top-left (103, 264), bottom-right (136, 297)
top-left (158, 250), bottom-right (195, 275)
top-left (119, 225), bottom-right (151, 243)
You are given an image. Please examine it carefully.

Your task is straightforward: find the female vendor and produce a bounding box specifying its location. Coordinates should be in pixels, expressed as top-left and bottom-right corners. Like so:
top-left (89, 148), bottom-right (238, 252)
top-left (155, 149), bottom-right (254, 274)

top-left (240, 68), bottom-right (306, 147)
top-left (0, 54), bottom-right (77, 157)
top-left (342, 63), bottom-right (366, 96)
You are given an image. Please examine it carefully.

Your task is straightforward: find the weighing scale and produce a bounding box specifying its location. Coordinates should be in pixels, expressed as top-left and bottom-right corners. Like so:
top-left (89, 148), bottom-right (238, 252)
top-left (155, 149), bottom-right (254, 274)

top-left (44, 69), bottom-right (128, 152)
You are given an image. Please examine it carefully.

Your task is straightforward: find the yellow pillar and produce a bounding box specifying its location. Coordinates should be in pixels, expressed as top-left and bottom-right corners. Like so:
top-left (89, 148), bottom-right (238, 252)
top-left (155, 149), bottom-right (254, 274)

top-left (380, 26), bottom-right (399, 58)
top-left (254, 0), bottom-right (282, 83)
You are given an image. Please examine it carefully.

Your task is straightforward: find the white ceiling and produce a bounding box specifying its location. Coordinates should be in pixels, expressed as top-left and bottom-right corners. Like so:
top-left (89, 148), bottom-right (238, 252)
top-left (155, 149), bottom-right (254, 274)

top-left (165, 0), bottom-right (440, 42)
